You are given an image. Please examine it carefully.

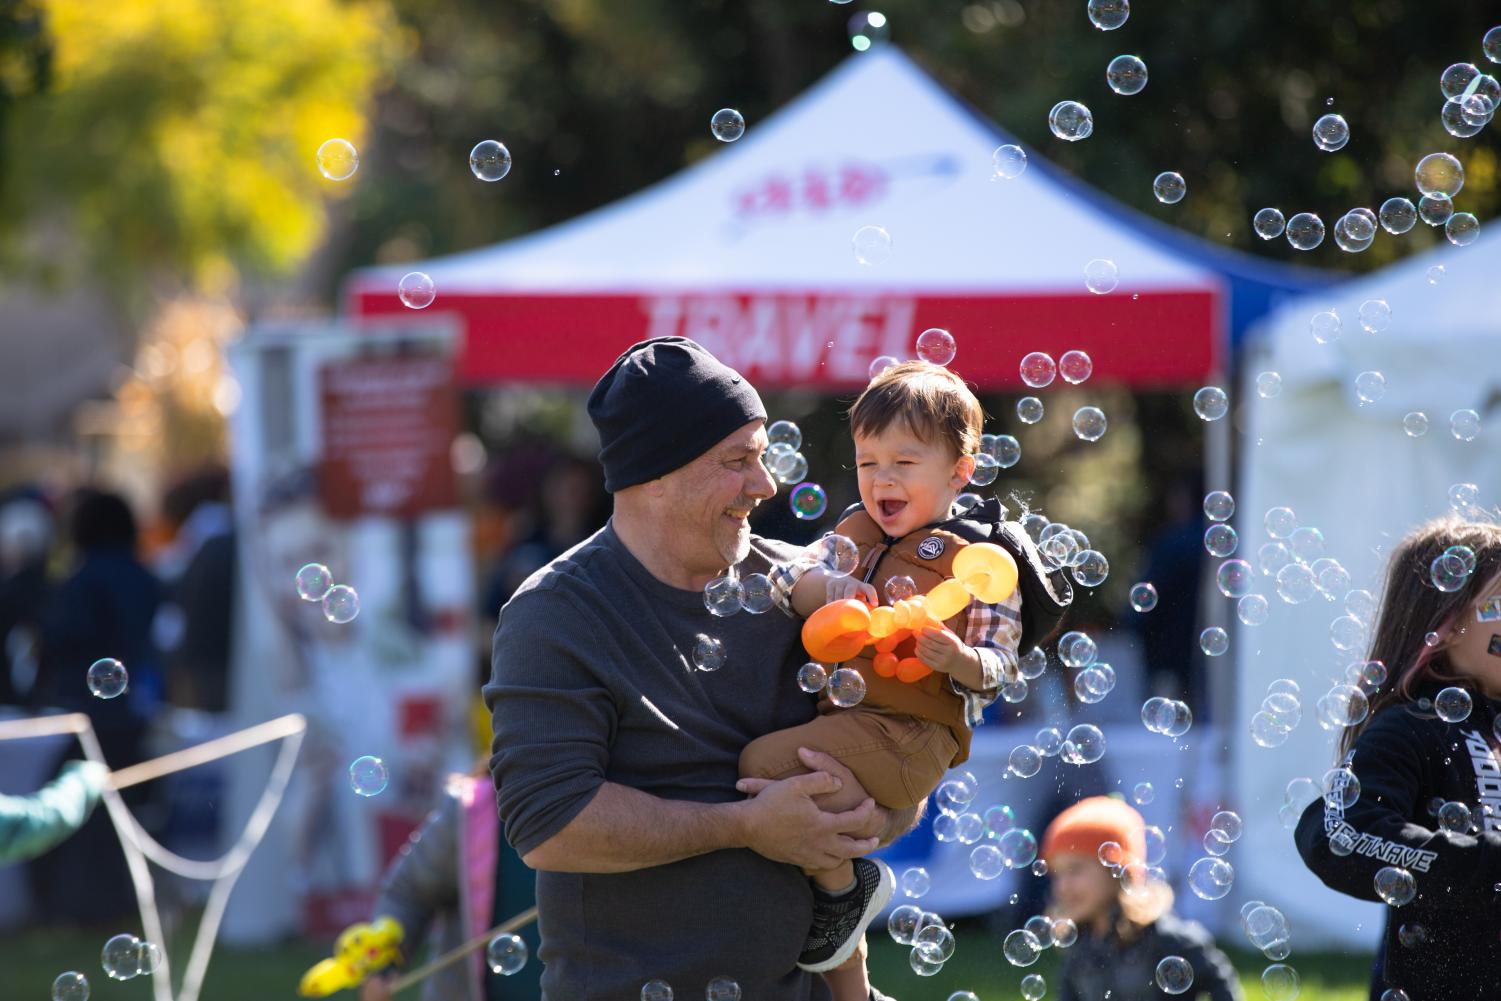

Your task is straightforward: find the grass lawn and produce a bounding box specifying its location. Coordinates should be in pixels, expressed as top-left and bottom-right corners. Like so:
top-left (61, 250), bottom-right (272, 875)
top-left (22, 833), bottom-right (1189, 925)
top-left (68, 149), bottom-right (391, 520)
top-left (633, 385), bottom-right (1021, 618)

top-left (1, 923), bottom-right (1372, 999)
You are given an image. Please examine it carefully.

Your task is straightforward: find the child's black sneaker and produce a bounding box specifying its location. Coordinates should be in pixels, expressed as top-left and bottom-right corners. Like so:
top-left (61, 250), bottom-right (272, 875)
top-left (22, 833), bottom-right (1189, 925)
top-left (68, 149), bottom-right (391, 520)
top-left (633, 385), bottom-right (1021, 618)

top-left (797, 858), bottom-right (894, 973)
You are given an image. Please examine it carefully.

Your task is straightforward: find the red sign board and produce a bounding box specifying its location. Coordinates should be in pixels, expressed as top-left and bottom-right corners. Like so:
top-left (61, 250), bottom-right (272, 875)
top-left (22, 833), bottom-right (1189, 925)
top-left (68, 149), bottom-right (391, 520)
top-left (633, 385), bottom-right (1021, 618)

top-left (318, 355), bottom-right (459, 518)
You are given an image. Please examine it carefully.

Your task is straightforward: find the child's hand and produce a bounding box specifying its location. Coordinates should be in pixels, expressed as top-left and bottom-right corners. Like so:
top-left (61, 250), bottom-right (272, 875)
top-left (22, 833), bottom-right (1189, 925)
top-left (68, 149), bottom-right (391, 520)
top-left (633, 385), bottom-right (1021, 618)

top-left (826, 575), bottom-right (878, 606)
top-left (915, 625), bottom-right (977, 675)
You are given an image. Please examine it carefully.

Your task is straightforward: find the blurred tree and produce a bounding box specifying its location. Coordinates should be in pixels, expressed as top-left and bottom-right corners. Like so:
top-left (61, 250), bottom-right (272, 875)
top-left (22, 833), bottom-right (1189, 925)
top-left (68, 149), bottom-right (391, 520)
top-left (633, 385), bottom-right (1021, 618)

top-left (0, 0), bottom-right (404, 312)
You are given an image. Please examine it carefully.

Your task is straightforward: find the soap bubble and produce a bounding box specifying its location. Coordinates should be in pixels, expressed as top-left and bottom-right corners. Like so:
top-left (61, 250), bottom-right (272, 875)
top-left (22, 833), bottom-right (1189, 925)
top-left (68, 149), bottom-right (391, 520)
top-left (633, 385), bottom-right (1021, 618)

top-left (398, 272), bottom-right (436, 310)
top-left (739, 574), bottom-right (773, 614)
top-left (1020, 649), bottom-right (1048, 680)
top-left (1084, 258), bottom-right (1118, 293)
top-left (349, 755), bottom-right (389, 797)
top-left (917, 328), bottom-right (957, 366)
top-left (868, 355), bottom-right (899, 380)
top-left (322, 584), bottom-right (360, 624)
top-left (1062, 723), bottom-right (1106, 764)
top-left (295, 563), bottom-right (334, 601)
top-left (1446, 212), bottom-right (1480, 246)
top-left (767, 420), bottom-right (802, 450)
top-left (1310, 310), bottom-right (1342, 344)
top-left (1441, 62), bottom-right (1481, 99)
top-left (1059, 631), bottom-right (1098, 668)
top-left (901, 866), bottom-right (932, 898)
top-left (811, 533), bottom-right (859, 577)
top-left (1049, 101), bottom-right (1094, 141)
top-left (1133, 781), bottom-right (1155, 805)
top-left (999, 827), bottom-right (1039, 868)
top-left (1418, 194), bottom-right (1453, 227)
top-left (796, 662), bottom-right (827, 693)
top-left (87, 658), bottom-right (129, 700)
top-left (1356, 299), bottom-right (1391, 334)
top-left (703, 575), bottom-right (743, 617)
top-left (1204, 524), bottom-right (1238, 557)
top-left (1071, 550), bottom-right (1109, 587)
top-left (1018, 396), bottom-right (1046, 424)
top-left (991, 435), bottom-right (1022, 469)
top-left (847, 10), bottom-right (889, 50)
top-left (1072, 406), bottom-right (1108, 442)
top-left (316, 138), bottom-right (359, 181)
top-left (1311, 114), bottom-right (1349, 152)
top-left (969, 843), bottom-right (1005, 880)
top-left (1487, 25), bottom-right (1501, 62)
top-left (1354, 371), bottom-right (1387, 405)
top-left (1155, 956), bottom-right (1194, 994)
top-left (1019, 352), bottom-right (1057, 388)
top-left (1451, 409), bottom-right (1481, 441)
top-left (133, 941), bottom-right (161, 977)
top-left (1333, 211), bottom-right (1375, 253)
top-left (1003, 929), bottom-right (1043, 967)
top-left (1378, 197), bottom-right (1417, 234)
top-left (1265, 506), bottom-right (1298, 539)
top-left (887, 904), bottom-right (923, 944)
top-left (1322, 766), bottom-right (1361, 808)
top-left (705, 977), bottom-right (741, 1001)
top-left (1153, 172), bottom-right (1186, 204)
top-left (1285, 213), bottom-right (1325, 250)
top-left (1058, 349), bottom-right (1093, 384)
top-left (1256, 371), bottom-right (1283, 398)
top-left (1187, 857), bottom-right (1234, 900)
top-left (1261, 964), bottom-right (1300, 1001)
top-left (914, 922), bottom-right (956, 963)
top-left (1238, 593), bottom-right (1270, 625)
top-left (1374, 866), bottom-right (1416, 906)
top-left (1106, 54), bottom-right (1148, 95)
top-left (710, 109), bottom-right (745, 142)
top-left (1193, 386), bottom-right (1229, 421)
top-left (1200, 627), bottom-right (1229, 657)
top-left (1087, 0), bottom-right (1129, 30)
top-left (692, 635), bottom-right (726, 672)
top-left (101, 935), bottom-right (140, 981)
top-left (469, 140), bottom-right (512, 181)
top-left (993, 144), bottom-right (1028, 179)
top-left (1414, 152), bottom-right (1464, 197)
top-left (1217, 560), bottom-right (1254, 598)
top-left (1437, 800), bottom-right (1473, 833)
top-left (1009, 743), bottom-right (1043, 778)
top-left (641, 981), bottom-right (674, 1001)
top-left (1435, 686), bottom-right (1472, 722)
top-left (828, 667), bottom-right (866, 708)
top-left (1129, 582), bottom-right (1158, 612)
top-left (52, 972), bottom-right (89, 1001)
top-left (790, 483), bottom-right (829, 520)
top-left (1254, 208), bottom-right (1286, 239)
top-left (1020, 975), bottom-right (1047, 1001)
top-left (486, 933), bottom-right (529, 975)
top-left (1052, 917), bottom-right (1078, 947)
top-left (853, 225), bottom-right (893, 265)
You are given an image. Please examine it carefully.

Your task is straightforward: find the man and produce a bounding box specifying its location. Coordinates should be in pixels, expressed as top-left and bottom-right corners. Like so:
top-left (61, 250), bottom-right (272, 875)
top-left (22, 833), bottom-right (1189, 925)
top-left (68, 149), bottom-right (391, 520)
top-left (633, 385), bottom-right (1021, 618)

top-left (485, 337), bottom-right (898, 999)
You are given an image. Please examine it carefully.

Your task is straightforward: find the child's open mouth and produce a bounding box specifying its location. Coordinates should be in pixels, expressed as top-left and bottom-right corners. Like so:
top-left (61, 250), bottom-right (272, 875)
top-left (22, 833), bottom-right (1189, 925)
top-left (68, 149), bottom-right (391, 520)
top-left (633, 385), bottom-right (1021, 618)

top-left (878, 499), bottom-right (907, 520)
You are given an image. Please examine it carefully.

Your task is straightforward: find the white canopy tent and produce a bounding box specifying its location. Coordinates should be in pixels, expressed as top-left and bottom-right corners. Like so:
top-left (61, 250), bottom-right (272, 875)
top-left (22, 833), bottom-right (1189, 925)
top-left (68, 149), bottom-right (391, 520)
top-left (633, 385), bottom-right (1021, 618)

top-left (1233, 230), bottom-right (1501, 947)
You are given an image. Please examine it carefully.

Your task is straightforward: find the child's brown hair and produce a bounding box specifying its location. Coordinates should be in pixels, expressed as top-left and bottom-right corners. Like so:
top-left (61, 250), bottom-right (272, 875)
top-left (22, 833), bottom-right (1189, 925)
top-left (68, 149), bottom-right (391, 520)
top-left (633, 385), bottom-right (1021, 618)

top-left (848, 361), bottom-right (983, 458)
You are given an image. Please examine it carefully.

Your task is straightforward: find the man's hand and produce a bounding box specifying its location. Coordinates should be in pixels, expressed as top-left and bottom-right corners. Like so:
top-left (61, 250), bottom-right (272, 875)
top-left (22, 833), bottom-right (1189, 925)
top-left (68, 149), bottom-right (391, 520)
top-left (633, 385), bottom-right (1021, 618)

top-left (914, 626), bottom-right (976, 675)
top-left (734, 769), bottom-right (879, 870)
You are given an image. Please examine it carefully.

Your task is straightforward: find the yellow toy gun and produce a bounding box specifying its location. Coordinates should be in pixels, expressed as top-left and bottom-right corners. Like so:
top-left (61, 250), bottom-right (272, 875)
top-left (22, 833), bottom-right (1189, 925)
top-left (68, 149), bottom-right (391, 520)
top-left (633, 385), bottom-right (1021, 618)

top-left (298, 916), bottom-right (405, 997)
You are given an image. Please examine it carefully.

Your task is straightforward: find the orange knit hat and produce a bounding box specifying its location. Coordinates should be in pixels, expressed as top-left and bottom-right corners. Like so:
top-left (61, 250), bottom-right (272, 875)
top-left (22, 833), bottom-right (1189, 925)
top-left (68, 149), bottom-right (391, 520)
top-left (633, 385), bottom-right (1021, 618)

top-left (1040, 795), bottom-right (1147, 867)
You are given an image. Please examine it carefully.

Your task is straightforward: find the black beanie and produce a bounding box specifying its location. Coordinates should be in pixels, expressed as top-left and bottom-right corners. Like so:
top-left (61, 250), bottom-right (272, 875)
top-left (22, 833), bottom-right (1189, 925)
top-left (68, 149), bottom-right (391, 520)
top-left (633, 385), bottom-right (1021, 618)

top-left (587, 337), bottom-right (766, 492)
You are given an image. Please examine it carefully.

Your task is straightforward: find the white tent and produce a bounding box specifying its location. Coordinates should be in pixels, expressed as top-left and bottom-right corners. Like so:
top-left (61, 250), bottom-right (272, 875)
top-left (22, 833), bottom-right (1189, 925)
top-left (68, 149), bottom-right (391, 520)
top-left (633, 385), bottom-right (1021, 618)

top-left (1233, 230), bottom-right (1501, 947)
top-left (348, 47), bottom-right (1266, 390)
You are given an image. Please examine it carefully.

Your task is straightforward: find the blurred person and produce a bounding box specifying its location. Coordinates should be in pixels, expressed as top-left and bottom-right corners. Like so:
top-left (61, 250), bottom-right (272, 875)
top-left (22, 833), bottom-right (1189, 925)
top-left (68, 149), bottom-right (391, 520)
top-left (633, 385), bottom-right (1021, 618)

top-left (1296, 516), bottom-right (1501, 999)
top-left (0, 759), bottom-right (108, 865)
top-left (29, 487), bottom-right (164, 923)
top-left (357, 766), bottom-right (541, 1001)
top-left (154, 465), bottom-right (236, 711)
top-left (0, 488), bottom-right (54, 705)
top-left (1132, 475), bottom-right (1206, 715)
top-left (1043, 796), bottom-right (1241, 1001)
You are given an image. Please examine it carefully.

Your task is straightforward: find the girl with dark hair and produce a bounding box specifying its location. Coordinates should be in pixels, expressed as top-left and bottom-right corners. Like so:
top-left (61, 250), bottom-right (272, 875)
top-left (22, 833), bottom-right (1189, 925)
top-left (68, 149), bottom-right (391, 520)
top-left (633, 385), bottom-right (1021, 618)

top-left (1295, 515), bottom-right (1501, 1000)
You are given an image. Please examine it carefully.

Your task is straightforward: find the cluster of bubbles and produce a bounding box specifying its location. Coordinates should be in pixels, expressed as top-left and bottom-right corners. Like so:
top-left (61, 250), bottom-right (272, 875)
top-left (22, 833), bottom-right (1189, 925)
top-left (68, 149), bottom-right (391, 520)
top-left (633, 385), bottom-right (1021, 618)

top-left (349, 754), bottom-right (389, 797)
top-left (296, 562), bottom-right (361, 624)
top-left (1249, 678), bottom-right (1304, 749)
top-left (86, 657), bottom-right (129, 700)
top-left (1430, 539), bottom-right (1479, 593)
top-left (998, 914), bottom-right (1079, 977)
top-left (639, 977), bottom-right (741, 1001)
top-left (485, 933), bottom-right (529, 975)
top-left (977, 432), bottom-right (1021, 476)
top-left (1016, 345), bottom-right (1109, 445)
top-left (764, 420), bottom-right (821, 518)
top-left (100, 933), bottom-right (162, 982)
top-left (1141, 696), bottom-right (1194, 737)
top-left (1025, 519), bottom-right (1110, 589)
top-left (1020, 349), bottom-right (1093, 389)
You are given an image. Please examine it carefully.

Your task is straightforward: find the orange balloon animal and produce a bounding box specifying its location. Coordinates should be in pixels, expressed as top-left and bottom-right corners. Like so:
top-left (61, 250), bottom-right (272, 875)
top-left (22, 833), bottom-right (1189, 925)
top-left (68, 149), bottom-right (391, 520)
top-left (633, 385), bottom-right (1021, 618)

top-left (801, 542), bottom-right (1018, 683)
